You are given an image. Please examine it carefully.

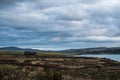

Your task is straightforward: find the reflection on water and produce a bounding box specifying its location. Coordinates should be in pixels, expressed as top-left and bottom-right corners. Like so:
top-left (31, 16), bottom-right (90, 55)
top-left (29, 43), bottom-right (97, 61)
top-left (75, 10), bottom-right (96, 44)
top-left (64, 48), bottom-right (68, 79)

top-left (74, 54), bottom-right (120, 62)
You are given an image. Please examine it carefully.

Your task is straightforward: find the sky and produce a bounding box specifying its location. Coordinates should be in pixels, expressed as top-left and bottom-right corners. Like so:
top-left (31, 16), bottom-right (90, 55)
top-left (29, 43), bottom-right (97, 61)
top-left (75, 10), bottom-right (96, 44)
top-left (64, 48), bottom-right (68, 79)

top-left (0, 0), bottom-right (120, 50)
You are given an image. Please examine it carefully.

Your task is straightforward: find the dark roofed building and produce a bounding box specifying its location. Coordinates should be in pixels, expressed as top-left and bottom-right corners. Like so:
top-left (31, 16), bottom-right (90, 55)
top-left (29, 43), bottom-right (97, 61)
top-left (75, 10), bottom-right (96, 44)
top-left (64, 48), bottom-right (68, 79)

top-left (24, 51), bottom-right (37, 56)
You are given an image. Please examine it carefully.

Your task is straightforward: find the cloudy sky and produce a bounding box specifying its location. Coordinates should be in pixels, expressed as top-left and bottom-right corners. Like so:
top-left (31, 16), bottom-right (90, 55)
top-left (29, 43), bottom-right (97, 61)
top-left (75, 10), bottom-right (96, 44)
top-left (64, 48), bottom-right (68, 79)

top-left (0, 0), bottom-right (120, 50)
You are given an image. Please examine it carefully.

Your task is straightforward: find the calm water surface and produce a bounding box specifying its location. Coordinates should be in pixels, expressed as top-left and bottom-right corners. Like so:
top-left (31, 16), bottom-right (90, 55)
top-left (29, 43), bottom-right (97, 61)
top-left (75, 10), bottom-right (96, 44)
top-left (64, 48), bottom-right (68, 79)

top-left (74, 54), bottom-right (120, 62)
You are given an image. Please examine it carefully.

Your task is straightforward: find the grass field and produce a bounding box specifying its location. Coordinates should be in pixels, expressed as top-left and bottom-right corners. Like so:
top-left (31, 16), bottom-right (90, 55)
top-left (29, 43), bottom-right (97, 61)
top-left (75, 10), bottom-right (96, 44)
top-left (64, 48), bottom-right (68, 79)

top-left (0, 52), bottom-right (120, 80)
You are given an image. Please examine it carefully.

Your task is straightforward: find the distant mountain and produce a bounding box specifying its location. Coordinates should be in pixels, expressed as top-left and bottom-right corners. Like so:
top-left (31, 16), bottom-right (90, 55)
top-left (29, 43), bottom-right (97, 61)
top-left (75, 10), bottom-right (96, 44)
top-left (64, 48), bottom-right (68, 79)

top-left (0, 46), bottom-right (40, 52)
top-left (61, 47), bottom-right (120, 54)
top-left (0, 46), bottom-right (120, 54)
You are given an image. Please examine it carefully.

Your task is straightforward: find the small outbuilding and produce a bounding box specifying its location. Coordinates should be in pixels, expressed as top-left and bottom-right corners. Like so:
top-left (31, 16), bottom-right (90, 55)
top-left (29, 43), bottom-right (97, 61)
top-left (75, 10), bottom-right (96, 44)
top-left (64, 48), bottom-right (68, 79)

top-left (24, 51), bottom-right (37, 56)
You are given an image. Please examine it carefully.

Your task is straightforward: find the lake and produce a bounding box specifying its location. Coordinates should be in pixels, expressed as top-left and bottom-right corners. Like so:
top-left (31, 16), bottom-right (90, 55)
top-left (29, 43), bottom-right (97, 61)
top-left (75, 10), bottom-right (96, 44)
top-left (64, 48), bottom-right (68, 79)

top-left (74, 54), bottom-right (120, 62)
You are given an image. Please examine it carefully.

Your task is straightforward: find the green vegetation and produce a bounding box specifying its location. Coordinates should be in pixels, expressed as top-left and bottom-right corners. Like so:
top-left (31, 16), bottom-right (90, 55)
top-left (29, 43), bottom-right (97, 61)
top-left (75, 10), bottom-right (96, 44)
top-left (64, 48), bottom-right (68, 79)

top-left (0, 64), bottom-right (18, 80)
top-left (0, 64), bottom-right (120, 80)
top-left (0, 51), bottom-right (23, 57)
top-left (44, 67), bottom-right (62, 80)
top-left (0, 51), bottom-right (69, 57)
top-left (0, 52), bottom-right (120, 80)
top-left (0, 64), bottom-right (63, 80)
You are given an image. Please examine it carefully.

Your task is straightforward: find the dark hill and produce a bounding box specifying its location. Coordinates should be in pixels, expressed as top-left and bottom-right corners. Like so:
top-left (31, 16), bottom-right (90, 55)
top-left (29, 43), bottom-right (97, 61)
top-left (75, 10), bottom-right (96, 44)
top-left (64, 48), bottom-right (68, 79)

top-left (61, 47), bottom-right (120, 54)
top-left (0, 46), bottom-right (40, 52)
top-left (0, 46), bottom-right (120, 54)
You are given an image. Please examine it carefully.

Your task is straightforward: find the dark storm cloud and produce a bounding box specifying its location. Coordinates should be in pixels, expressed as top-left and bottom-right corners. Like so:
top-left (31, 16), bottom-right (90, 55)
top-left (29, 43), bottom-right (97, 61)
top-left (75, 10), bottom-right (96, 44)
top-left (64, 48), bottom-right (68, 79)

top-left (0, 0), bottom-right (16, 5)
top-left (0, 0), bottom-right (21, 9)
